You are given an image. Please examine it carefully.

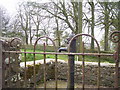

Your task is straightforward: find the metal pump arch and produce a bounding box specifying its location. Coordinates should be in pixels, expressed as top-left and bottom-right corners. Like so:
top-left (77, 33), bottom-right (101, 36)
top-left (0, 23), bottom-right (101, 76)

top-left (33, 36), bottom-right (57, 88)
top-left (67, 33), bottom-right (101, 89)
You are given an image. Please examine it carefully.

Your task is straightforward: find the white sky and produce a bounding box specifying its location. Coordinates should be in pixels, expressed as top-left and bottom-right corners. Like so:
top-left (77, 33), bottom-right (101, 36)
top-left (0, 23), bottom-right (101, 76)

top-left (0, 0), bottom-right (52, 16)
top-left (0, 0), bottom-right (105, 42)
top-left (0, 0), bottom-right (119, 15)
top-left (0, 0), bottom-right (23, 16)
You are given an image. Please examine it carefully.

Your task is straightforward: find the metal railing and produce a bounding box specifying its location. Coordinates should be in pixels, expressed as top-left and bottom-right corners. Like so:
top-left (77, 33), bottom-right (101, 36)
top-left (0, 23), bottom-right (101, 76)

top-left (0, 33), bottom-right (119, 89)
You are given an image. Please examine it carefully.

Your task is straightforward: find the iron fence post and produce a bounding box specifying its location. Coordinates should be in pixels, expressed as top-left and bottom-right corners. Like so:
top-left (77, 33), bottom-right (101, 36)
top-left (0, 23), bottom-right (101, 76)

top-left (0, 41), bottom-right (2, 89)
top-left (110, 31), bottom-right (120, 89)
top-left (112, 1), bottom-right (120, 88)
top-left (117, 37), bottom-right (120, 88)
top-left (68, 37), bottom-right (76, 90)
top-left (114, 37), bottom-right (120, 89)
top-left (117, 33), bottom-right (120, 88)
top-left (0, 41), bottom-right (5, 89)
top-left (118, 1), bottom-right (120, 88)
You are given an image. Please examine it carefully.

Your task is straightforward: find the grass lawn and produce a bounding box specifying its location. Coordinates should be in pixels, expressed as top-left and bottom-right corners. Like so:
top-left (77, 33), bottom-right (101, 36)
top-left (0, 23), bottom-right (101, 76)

top-left (21, 49), bottom-right (68, 62)
top-left (21, 49), bottom-right (114, 63)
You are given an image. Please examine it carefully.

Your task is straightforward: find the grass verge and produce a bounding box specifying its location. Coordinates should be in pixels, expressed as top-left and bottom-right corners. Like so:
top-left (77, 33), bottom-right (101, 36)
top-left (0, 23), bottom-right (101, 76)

top-left (21, 49), bottom-right (114, 63)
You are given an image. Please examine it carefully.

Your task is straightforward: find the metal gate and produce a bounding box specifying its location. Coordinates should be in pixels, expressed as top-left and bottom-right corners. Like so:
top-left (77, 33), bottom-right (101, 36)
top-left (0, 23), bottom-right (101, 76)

top-left (0, 33), bottom-right (119, 89)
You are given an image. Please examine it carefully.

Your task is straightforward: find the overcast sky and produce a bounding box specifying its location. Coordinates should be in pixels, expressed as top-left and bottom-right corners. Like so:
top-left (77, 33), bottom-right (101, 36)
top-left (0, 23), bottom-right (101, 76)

top-left (0, 0), bottom-right (23, 16)
top-left (0, 0), bottom-right (19, 13)
top-left (0, 0), bottom-right (109, 42)
top-left (0, 0), bottom-right (118, 15)
top-left (0, 0), bottom-right (52, 16)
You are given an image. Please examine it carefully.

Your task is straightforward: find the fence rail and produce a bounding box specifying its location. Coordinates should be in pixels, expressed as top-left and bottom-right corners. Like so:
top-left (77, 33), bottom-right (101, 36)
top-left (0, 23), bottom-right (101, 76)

top-left (0, 33), bottom-right (120, 89)
top-left (3, 51), bottom-right (114, 56)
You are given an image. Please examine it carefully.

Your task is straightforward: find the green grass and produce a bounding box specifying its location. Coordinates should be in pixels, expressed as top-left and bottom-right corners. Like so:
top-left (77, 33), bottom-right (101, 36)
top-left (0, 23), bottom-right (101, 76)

top-left (21, 49), bottom-right (43, 62)
top-left (20, 49), bottom-right (114, 63)
top-left (21, 49), bottom-right (68, 62)
top-left (84, 56), bottom-right (114, 63)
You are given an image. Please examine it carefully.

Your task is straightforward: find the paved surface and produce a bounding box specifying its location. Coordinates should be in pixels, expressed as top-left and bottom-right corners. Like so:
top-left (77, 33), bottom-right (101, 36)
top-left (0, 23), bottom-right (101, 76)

top-left (20, 59), bottom-right (66, 68)
top-left (20, 58), bottom-right (115, 68)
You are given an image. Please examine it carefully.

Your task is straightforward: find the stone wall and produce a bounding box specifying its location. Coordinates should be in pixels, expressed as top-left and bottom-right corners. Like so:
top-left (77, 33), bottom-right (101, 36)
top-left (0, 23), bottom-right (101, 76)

top-left (57, 61), bottom-right (115, 87)
top-left (20, 59), bottom-right (115, 87)
top-left (0, 38), bottom-right (23, 88)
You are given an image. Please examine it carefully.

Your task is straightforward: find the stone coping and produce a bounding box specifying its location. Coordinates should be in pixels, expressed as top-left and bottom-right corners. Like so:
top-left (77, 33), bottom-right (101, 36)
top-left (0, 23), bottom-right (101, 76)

top-left (20, 58), bottom-right (115, 68)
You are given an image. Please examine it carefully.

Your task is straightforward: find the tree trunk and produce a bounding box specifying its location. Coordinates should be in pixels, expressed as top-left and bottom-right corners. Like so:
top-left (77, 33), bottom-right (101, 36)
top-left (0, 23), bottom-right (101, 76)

top-left (36, 15), bottom-right (40, 40)
top-left (78, 2), bottom-right (83, 61)
top-left (55, 17), bottom-right (61, 47)
top-left (90, 2), bottom-right (95, 50)
top-left (0, 9), bottom-right (2, 37)
top-left (104, 3), bottom-right (109, 51)
top-left (29, 15), bottom-right (32, 45)
top-left (54, 3), bottom-right (61, 47)
top-left (30, 28), bottom-right (32, 45)
top-left (36, 25), bottom-right (39, 40)
top-left (25, 31), bottom-right (28, 45)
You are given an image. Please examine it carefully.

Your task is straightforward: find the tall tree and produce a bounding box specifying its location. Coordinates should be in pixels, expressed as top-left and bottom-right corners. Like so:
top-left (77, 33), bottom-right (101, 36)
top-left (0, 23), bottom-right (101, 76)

top-left (0, 8), bottom-right (2, 37)
top-left (38, 1), bottom-right (83, 53)
top-left (54, 16), bottom-right (61, 47)
top-left (97, 2), bottom-right (115, 51)
top-left (88, 1), bottom-right (95, 50)
top-left (0, 7), bottom-right (11, 37)
top-left (77, 2), bottom-right (83, 60)
top-left (18, 3), bottom-right (29, 44)
top-left (17, 2), bottom-right (35, 44)
top-left (54, 2), bottom-right (62, 47)
top-left (28, 2), bottom-right (42, 40)
top-left (36, 1), bottom-right (82, 35)
top-left (104, 2), bottom-right (109, 51)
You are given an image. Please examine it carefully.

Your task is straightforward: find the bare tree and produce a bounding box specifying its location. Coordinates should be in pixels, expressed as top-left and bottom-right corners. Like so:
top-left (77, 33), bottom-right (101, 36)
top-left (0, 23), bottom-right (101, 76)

top-left (0, 7), bottom-right (11, 37)
top-left (88, 1), bottom-right (95, 50)
top-left (28, 2), bottom-right (42, 40)
top-left (96, 2), bottom-right (118, 51)
top-left (0, 7), bottom-right (2, 37)
top-left (35, 1), bottom-right (82, 34)
top-left (17, 2), bottom-right (35, 44)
